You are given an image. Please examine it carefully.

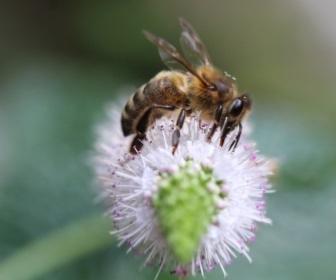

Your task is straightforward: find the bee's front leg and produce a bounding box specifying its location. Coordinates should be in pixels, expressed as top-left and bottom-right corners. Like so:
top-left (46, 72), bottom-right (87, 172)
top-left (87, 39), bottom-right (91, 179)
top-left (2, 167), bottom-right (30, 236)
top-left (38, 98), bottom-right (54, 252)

top-left (172, 108), bottom-right (186, 155)
top-left (228, 122), bottom-right (242, 152)
top-left (207, 104), bottom-right (223, 142)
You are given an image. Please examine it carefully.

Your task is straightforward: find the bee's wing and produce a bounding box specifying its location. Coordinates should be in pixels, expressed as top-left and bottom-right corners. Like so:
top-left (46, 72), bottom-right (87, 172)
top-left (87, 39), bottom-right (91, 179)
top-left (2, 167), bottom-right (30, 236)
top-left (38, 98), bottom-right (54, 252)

top-left (157, 48), bottom-right (186, 72)
top-left (143, 30), bottom-right (211, 86)
top-left (143, 30), bottom-right (191, 72)
top-left (179, 18), bottom-right (212, 66)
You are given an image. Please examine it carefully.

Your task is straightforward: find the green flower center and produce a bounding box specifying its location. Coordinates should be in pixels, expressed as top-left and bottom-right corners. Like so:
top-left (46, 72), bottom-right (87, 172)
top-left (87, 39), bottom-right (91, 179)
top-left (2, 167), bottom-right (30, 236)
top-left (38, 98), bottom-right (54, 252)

top-left (153, 160), bottom-right (226, 263)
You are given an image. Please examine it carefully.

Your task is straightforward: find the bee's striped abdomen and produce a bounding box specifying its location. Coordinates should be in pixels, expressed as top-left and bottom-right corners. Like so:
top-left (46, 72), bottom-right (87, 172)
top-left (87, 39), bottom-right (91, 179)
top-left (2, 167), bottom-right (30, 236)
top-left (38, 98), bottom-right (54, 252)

top-left (121, 84), bottom-right (148, 136)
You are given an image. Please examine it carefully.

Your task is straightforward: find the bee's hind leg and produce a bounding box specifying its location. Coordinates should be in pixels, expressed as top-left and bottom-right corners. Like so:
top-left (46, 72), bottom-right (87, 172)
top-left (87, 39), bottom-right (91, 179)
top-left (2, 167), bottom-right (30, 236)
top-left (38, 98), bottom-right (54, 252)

top-left (129, 107), bottom-right (152, 154)
top-left (130, 133), bottom-right (146, 154)
top-left (172, 108), bottom-right (186, 155)
top-left (130, 104), bottom-right (176, 154)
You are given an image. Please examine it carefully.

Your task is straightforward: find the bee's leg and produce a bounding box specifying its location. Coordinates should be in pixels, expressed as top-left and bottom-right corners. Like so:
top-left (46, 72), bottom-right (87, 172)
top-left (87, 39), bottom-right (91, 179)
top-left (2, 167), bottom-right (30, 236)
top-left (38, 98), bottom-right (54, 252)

top-left (130, 108), bottom-right (151, 154)
top-left (228, 122), bottom-right (242, 152)
top-left (219, 116), bottom-right (231, 147)
top-left (207, 124), bottom-right (217, 141)
top-left (172, 108), bottom-right (186, 155)
top-left (130, 133), bottom-right (146, 154)
top-left (207, 104), bottom-right (223, 142)
top-left (130, 104), bottom-right (176, 154)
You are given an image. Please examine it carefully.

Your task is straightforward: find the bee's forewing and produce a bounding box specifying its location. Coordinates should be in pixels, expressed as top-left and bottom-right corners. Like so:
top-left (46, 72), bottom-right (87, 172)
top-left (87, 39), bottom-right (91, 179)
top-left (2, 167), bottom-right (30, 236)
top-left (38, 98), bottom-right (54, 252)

top-left (143, 30), bottom-right (188, 71)
top-left (143, 29), bottom-right (211, 86)
top-left (179, 17), bottom-right (212, 66)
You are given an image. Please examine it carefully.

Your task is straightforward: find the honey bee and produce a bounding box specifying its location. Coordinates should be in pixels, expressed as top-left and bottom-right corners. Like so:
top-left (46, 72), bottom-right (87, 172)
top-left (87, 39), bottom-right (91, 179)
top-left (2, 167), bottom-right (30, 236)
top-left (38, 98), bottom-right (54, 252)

top-left (121, 18), bottom-right (251, 154)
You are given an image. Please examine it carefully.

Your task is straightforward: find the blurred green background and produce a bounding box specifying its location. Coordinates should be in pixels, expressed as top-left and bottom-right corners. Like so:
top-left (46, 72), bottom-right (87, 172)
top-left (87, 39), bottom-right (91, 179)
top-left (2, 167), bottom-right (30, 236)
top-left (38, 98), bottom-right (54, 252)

top-left (0, 1), bottom-right (335, 279)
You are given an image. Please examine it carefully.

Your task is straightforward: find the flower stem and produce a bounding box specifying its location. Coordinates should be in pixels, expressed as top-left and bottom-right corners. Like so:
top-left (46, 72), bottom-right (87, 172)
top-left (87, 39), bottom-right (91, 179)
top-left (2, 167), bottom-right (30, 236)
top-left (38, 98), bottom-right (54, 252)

top-left (0, 215), bottom-right (113, 280)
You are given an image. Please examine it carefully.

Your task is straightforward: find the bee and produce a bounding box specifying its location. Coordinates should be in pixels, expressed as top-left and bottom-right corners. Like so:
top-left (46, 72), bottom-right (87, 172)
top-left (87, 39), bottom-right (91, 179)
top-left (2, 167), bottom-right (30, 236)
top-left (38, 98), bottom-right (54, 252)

top-left (121, 18), bottom-right (251, 154)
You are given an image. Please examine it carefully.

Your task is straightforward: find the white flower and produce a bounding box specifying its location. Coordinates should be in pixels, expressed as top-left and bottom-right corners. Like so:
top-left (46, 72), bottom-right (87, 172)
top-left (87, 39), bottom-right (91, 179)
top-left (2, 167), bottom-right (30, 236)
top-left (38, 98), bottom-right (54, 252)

top-left (92, 105), bottom-right (274, 279)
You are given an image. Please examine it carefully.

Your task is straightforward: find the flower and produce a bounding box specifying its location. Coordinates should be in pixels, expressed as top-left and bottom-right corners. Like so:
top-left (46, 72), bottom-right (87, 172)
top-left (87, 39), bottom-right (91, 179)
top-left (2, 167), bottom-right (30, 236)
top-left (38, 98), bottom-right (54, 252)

top-left (92, 105), bottom-right (274, 279)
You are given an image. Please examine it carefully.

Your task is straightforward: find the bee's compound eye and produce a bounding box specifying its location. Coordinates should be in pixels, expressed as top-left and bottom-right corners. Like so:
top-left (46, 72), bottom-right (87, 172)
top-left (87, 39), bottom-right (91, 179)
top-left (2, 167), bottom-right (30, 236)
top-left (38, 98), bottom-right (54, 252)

top-left (229, 99), bottom-right (244, 117)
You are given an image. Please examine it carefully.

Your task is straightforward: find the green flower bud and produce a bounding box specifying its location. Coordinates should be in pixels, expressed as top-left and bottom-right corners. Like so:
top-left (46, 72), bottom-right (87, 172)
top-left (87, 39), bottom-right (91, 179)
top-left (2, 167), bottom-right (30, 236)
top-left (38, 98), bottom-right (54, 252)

top-left (153, 161), bottom-right (225, 263)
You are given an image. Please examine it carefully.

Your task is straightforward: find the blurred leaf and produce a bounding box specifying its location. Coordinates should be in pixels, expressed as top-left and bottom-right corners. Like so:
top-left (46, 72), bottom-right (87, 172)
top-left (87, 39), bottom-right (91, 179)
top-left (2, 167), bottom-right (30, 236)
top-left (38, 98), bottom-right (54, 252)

top-left (0, 215), bottom-right (113, 280)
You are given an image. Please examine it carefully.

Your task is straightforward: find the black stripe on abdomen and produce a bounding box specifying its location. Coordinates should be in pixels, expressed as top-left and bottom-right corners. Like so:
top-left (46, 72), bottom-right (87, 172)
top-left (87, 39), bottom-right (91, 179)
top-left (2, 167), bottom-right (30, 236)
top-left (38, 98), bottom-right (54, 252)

top-left (121, 85), bottom-right (147, 136)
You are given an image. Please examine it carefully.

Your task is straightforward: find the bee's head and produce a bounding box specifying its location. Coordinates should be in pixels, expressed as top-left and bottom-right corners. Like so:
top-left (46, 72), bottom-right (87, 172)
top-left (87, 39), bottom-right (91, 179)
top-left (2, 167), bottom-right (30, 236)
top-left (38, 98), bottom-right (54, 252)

top-left (198, 66), bottom-right (237, 101)
top-left (227, 94), bottom-right (252, 119)
top-left (218, 94), bottom-right (252, 149)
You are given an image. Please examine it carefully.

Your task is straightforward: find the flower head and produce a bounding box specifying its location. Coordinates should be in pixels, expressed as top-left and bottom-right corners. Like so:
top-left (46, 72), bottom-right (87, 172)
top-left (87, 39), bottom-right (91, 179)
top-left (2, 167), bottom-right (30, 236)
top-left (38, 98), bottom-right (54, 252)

top-left (93, 106), bottom-right (274, 278)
